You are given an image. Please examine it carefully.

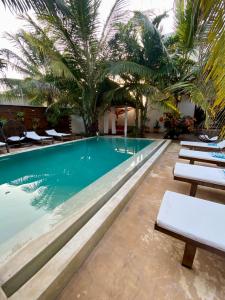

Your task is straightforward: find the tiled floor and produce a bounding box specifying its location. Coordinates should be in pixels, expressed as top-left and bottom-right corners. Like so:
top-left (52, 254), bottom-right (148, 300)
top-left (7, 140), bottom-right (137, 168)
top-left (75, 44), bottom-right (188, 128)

top-left (57, 142), bottom-right (225, 300)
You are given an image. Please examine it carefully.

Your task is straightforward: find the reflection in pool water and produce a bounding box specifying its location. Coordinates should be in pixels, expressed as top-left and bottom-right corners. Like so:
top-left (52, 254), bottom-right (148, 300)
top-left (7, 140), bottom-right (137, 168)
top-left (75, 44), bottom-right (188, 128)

top-left (0, 137), bottom-right (151, 245)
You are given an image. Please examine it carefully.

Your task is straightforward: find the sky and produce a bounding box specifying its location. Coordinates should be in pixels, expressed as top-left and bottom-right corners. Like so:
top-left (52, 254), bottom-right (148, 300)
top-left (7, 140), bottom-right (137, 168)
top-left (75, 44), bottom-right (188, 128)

top-left (0, 0), bottom-right (175, 79)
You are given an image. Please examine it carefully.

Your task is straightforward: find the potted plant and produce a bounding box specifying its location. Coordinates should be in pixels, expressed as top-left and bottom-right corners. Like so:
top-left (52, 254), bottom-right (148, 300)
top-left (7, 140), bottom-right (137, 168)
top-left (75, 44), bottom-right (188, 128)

top-left (16, 111), bottom-right (25, 123)
top-left (153, 120), bottom-right (160, 133)
top-left (162, 113), bottom-right (195, 139)
top-left (32, 117), bottom-right (40, 131)
top-left (0, 117), bottom-right (7, 128)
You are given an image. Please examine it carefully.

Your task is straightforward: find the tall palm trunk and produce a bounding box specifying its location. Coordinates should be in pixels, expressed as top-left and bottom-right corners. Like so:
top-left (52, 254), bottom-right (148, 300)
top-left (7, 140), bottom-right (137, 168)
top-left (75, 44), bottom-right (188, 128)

top-left (81, 87), bottom-right (99, 135)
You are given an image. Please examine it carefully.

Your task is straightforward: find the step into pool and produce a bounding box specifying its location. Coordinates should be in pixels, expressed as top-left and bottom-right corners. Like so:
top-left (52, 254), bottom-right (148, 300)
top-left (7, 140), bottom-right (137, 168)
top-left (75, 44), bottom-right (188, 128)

top-left (0, 137), bottom-right (156, 259)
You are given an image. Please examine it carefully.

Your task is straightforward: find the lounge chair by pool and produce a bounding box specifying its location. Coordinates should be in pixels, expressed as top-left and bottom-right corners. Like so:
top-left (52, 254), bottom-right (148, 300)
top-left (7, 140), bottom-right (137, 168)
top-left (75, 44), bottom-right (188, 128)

top-left (155, 191), bottom-right (225, 268)
top-left (7, 136), bottom-right (25, 143)
top-left (45, 129), bottom-right (72, 140)
top-left (199, 134), bottom-right (218, 142)
top-left (3, 120), bottom-right (26, 146)
top-left (173, 162), bottom-right (225, 196)
top-left (0, 128), bottom-right (9, 153)
top-left (179, 149), bottom-right (225, 167)
top-left (0, 141), bottom-right (9, 153)
top-left (26, 131), bottom-right (53, 144)
top-left (180, 140), bottom-right (225, 151)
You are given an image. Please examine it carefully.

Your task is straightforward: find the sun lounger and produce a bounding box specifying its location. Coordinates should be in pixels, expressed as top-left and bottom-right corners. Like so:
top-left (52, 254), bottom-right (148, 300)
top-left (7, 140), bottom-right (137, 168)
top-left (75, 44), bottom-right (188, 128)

top-left (0, 141), bottom-right (9, 153)
top-left (179, 149), bottom-right (225, 167)
top-left (173, 163), bottom-right (225, 196)
top-left (155, 191), bottom-right (225, 268)
top-left (26, 131), bottom-right (53, 144)
top-left (0, 128), bottom-right (9, 153)
top-left (3, 120), bottom-right (26, 146)
top-left (45, 129), bottom-right (71, 140)
top-left (7, 136), bottom-right (25, 143)
top-left (199, 134), bottom-right (218, 142)
top-left (180, 140), bottom-right (225, 151)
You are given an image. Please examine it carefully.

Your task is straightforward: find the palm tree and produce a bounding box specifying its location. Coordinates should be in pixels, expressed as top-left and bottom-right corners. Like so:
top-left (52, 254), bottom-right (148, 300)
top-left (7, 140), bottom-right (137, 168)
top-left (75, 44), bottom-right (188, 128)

top-left (0, 0), bottom-right (67, 14)
top-left (27, 0), bottom-right (128, 133)
top-left (174, 0), bottom-right (201, 58)
top-left (199, 0), bottom-right (225, 136)
top-left (107, 7), bottom-right (218, 135)
top-left (174, 0), bottom-right (225, 136)
top-left (107, 11), bottom-right (192, 134)
top-left (0, 24), bottom-right (61, 105)
top-left (1, 1), bottom-right (128, 133)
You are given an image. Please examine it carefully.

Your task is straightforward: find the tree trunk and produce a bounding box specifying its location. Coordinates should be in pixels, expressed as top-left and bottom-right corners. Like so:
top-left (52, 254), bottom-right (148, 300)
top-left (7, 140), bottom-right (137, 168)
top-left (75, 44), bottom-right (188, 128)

top-left (140, 99), bottom-right (148, 137)
top-left (81, 88), bottom-right (98, 136)
top-left (135, 104), bottom-right (139, 137)
top-left (85, 110), bottom-right (98, 136)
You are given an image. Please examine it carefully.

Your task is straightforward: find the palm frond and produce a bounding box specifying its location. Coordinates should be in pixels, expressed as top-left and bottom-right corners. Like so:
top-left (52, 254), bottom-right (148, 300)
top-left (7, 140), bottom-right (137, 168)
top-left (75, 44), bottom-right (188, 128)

top-left (1, 0), bottom-right (68, 14)
top-left (105, 61), bottom-right (156, 80)
top-left (174, 0), bottom-right (201, 56)
top-left (100, 0), bottom-right (128, 49)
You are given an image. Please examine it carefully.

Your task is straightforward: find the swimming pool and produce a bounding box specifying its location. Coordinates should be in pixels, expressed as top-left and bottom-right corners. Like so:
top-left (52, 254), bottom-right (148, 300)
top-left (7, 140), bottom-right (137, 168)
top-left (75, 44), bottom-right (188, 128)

top-left (0, 137), bottom-right (152, 250)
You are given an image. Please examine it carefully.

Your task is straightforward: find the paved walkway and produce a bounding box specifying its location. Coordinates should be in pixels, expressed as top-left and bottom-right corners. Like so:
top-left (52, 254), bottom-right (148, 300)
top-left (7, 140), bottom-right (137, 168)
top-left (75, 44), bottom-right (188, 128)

top-left (58, 143), bottom-right (225, 300)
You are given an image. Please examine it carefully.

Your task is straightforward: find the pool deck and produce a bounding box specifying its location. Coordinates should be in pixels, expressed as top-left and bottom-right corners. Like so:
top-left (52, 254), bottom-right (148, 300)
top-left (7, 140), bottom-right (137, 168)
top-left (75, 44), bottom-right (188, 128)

top-left (57, 142), bottom-right (225, 300)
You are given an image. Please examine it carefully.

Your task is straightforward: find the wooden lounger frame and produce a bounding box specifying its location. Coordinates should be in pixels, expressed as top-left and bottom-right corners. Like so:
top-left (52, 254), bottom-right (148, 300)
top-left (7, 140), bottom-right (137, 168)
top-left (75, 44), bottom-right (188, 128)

top-left (55, 134), bottom-right (74, 141)
top-left (178, 154), bottom-right (225, 167)
top-left (37, 137), bottom-right (54, 145)
top-left (0, 128), bottom-right (9, 153)
top-left (0, 143), bottom-right (9, 153)
top-left (173, 170), bottom-right (225, 196)
top-left (184, 145), bottom-right (223, 152)
top-left (154, 223), bottom-right (225, 268)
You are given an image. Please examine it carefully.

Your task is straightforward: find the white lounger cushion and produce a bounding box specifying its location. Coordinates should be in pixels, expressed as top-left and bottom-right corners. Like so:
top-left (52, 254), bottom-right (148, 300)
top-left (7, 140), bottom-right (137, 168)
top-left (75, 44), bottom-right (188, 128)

top-left (7, 136), bottom-right (25, 142)
top-left (180, 141), bottom-right (220, 149)
top-left (179, 149), bottom-right (225, 163)
top-left (218, 140), bottom-right (225, 148)
top-left (181, 140), bottom-right (225, 150)
top-left (174, 162), bottom-right (225, 186)
top-left (199, 135), bottom-right (218, 142)
top-left (26, 131), bottom-right (52, 141)
top-left (46, 129), bottom-right (70, 137)
top-left (0, 141), bottom-right (6, 147)
top-left (157, 191), bottom-right (225, 252)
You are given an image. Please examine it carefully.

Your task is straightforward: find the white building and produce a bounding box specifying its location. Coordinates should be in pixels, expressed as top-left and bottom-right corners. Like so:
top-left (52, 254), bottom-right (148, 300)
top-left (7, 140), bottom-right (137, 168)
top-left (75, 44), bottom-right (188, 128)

top-left (70, 98), bottom-right (196, 135)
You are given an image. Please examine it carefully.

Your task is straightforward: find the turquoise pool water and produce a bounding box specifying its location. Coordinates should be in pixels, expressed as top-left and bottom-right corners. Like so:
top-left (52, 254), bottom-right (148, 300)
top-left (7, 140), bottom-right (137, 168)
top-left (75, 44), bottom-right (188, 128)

top-left (0, 137), bottom-right (152, 246)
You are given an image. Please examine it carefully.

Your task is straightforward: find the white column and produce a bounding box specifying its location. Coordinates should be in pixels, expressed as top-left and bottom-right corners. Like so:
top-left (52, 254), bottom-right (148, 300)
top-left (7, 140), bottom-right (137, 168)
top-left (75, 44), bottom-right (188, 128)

top-left (138, 109), bottom-right (141, 129)
top-left (111, 107), bottom-right (116, 134)
top-left (103, 111), bottom-right (109, 134)
top-left (124, 105), bottom-right (128, 137)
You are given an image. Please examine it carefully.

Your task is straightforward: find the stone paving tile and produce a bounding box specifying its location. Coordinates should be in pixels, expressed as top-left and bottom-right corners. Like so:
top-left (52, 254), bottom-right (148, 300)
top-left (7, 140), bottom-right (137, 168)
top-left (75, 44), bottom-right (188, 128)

top-left (57, 143), bottom-right (225, 300)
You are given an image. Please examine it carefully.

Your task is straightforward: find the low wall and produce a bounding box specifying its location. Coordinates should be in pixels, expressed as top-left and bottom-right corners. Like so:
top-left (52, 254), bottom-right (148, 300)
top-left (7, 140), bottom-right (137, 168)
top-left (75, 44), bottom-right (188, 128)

top-left (0, 105), bottom-right (70, 133)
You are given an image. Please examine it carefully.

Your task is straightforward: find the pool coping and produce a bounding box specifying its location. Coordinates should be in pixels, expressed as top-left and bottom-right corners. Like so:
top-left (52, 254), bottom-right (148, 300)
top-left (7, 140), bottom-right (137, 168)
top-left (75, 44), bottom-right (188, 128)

top-left (4, 139), bottom-right (171, 300)
top-left (0, 137), bottom-right (165, 297)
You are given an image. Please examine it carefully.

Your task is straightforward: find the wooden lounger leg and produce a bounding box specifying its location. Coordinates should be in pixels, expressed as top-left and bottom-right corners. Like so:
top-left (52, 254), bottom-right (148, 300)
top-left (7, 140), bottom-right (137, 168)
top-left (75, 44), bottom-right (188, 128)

top-left (182, 243), bottom-right (196, 268)
top-left (190, 183), bottom-right (197, 196)
top-left (190, 159), bottom-right (194, 165)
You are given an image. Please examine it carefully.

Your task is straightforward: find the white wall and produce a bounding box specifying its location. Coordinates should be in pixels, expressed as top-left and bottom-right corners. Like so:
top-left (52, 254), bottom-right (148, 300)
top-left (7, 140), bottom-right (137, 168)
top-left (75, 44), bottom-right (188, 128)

top-left (148, 98), bottom-right (195, 132)
top-left (178, 98), bottom-right (195, 117)
top-left (73, 98), bottom-right (195, 134)
top-left (116, 108), bottom-right (136, 127)
top-left (148, 106), bottom-right (164, 132)
top-left (99, 108), bottom-right (136, 133)
top-left (70, 115), bottom-right (85, 133)
top-left (99, 106), bottom-right (164, 133)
